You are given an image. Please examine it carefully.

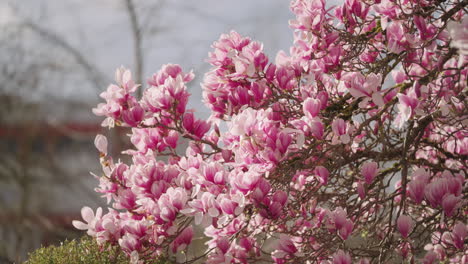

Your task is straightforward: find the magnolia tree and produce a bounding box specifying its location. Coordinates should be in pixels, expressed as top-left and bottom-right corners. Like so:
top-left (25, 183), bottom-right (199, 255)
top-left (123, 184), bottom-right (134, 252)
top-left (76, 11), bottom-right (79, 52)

top-left (73, 0), bottom-right (467, 263)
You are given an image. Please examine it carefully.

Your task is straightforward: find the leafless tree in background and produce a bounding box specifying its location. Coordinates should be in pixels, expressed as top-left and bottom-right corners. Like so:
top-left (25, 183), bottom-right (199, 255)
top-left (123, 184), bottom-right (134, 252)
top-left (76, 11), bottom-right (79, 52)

top-left (0, 1), bottom-right (166, 261)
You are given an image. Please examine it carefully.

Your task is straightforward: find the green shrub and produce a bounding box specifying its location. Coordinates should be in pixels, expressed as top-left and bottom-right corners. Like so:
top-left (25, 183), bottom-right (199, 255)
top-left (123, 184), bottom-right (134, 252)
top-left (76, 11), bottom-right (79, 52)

top-left (26, 237), bottom-right (171, 264)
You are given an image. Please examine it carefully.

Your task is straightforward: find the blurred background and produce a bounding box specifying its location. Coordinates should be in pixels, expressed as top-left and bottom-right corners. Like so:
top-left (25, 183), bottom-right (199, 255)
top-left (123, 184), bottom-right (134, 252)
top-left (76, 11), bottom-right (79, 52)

top-left (0, 0), bottom-right (293, 262)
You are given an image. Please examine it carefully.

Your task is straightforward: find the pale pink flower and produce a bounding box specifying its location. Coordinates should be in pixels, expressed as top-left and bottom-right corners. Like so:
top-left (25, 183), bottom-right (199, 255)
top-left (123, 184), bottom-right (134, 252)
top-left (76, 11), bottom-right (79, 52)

top-left (386, 21), bottom-right (406, 53)
top-left (303, 97), bottom-right (322, 119)
top-left (94, 134), bottom-right (108, 155)
top-left (396, 93), bottom-right (419, 127)
top-left (310, 120), bottom-right (324, 139)
top-left (332, 250), bottom-right (352, 264)
top-left (361, 161), bottom-right (379, 185)
top-left (119, 233), bottom-right (141, 253)
top-left (72, 206), bottom-right (103, 236)
top-left (272, 234), bottom-right (298, 259)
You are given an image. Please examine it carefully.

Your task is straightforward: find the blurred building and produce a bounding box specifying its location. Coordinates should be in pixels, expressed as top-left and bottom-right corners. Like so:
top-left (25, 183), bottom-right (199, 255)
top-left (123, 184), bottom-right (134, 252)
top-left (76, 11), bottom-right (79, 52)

top-left (0, 94), bottom-right (106, 262)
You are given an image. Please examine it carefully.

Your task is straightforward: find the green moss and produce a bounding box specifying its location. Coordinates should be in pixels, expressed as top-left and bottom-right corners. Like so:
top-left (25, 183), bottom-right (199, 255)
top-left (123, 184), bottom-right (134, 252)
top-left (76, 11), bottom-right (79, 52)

top-left (26, 237), bottom-right (173, 264)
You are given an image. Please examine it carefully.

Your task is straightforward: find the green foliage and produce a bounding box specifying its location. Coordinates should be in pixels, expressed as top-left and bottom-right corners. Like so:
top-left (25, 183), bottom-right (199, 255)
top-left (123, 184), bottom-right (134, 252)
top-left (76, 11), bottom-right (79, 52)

top-left (26, 237), bottom-right (173, 264)
top-left (26, 237), bottom-right (127, 264)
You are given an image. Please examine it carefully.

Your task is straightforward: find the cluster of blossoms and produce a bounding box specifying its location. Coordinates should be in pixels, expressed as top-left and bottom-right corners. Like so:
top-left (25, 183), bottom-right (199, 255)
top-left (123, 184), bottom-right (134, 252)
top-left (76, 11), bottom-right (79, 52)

top-left (74, 0), bottom-right (467, 263)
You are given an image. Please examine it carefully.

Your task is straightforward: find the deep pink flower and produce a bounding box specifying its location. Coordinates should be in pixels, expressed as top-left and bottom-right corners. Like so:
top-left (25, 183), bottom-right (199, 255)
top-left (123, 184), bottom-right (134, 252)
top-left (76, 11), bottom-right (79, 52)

top-left (121, 104), bottom-right (144, 127)
top-left (94, 134), bottom-right (108, 155)
top-left (314, 166), bottom-right (329, 185)
top-left (357, 181), bottom-right (366, 199)
top-left (183, 112), bottom-right (210, 139)
top-left (397, 214), bottom-right (413, 238)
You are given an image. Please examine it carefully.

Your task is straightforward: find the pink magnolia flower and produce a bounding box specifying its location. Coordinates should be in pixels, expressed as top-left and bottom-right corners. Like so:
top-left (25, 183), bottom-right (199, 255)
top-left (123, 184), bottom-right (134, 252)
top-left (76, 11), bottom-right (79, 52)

top-left (421, 251), bottom-right (438, 264)
top-left (147, 64), bottom-right (194, 86)
top-left (314, 166), bottom-right (329, 185)
top-left (361, 161), bottom-right (379, 185)
top-left (115, 66), bottom-right (139, 93)
top-left (72, 207), bottom-right (103, 236)
top-left (373, 0), bottom-right (398, 21)
top-left (397, 214), bottom-right (413, 238)
top-left (310, 119), bottom-right (324, 139)
top-left (396, 93), bottom-right (419, 127)
top-left (218, 196), bottom-right (239, 215)
top-left (330, 208), bottom-right (354, 240)
top-left (290, 0), bottom-right (326, 31)
top-left (183, 112), bottom-right (211, 140)
top-left (303, 97), bottom-right (322, 119)
top-left (345, 72), bottom-right (384, 107)
top-left (424, 172), bottom-right (462, 210)
top-left (332, 118), bottom-right (350, 144)
top-left (407, 169), bottom-right (429, 204)
top-left (119, 233), bottom-right (141, 253)
top-left (94, 134), bottom-right (108, 155)
top-left (358, 258), bottom-right (370, 264)
top-left (121, 104), bottom-right (144, 127)
top-left (357, 181), bottom-right (366, 199)
top-left (386, 21), bottom-right (407, 53)
top-left (332, 250), bottom-right (352, 264)
top-left (441, 194), bottom-right (461, 217)
top-left (272, 234), bottom-right (298, 259)
top-left (229, 108), bottom-right (259, 136)
top-left (451, 222), bottom-right (467, 250)
top-left (171, 226), bottom-right (193, 253)
top-left (414, 16), bottom-right (436, 41)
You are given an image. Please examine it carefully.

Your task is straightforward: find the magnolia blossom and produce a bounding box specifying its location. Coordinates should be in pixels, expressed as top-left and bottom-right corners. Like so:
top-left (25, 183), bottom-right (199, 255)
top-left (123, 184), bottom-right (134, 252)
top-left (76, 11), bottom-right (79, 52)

top-left (332, 250), bottom-right (352, 264)
top-left (75, 0), bottom-right (467, 263)
top-left (450, 222), bottom-right (467, 250)
top-left (361, 161), bottom-right (379, 185)
top-left (397, 215), bottom-right (413, 238)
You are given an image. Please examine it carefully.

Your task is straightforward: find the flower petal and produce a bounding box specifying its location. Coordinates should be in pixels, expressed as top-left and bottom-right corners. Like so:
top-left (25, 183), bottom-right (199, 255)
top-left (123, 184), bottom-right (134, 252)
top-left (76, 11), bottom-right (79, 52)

top-left (72, 220), bottom-right (88, 230)
top-left (81, 206), bottom-right (94, 223)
